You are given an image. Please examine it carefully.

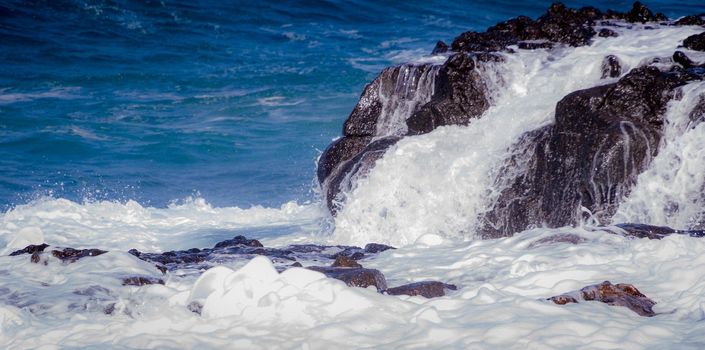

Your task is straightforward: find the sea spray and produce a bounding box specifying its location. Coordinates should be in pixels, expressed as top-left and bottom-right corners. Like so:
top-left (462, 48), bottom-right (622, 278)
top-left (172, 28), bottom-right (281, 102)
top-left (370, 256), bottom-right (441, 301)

top-left (614, 82), bottom-right (705, 229)
top-left (332, 25), bottom-right (704, 247)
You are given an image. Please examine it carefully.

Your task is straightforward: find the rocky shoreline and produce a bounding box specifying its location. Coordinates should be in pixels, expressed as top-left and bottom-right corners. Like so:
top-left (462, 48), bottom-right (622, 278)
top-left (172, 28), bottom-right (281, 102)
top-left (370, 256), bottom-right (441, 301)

top-left (318, 1), bottom-right (705, 238)
top-left (7, 221), bottom-right (705, 316)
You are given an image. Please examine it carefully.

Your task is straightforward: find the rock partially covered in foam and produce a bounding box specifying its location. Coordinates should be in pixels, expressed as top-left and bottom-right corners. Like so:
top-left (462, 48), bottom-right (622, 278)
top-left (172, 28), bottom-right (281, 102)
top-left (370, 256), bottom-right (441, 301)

top-left (549, 281), bottom-right (657, 317)
top-left (319, 53), bottom-right (494, 214)
top-left (406, 53), bottom-right (492, 134)
top-left (481, 66), bottom-right (691, 238)
top-left (675, 14), bottom-right (705, 26)
top-left (386, 281), bottom-right (457, 298)
top-left (683, 32), bottom-right (705, 52)
top-left (611, 223), bottom-right (705, 239)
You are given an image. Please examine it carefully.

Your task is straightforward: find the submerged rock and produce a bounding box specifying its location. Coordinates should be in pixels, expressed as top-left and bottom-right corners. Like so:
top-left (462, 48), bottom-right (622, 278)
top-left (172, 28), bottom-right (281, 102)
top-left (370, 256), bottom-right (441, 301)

top-left (331, 255), bottom-right (362, 268)
top-left (307, 266), bottom-right (388, 291)
top-left (122, 277), bottom-right (165, 286)
top-left (600, 54), bottom-right (622, 78)
top-left (11, 244), bottom-right (107, 264)
top-left (611, 223), bottom-right (705, 239)
top-left (51, 248), bottom-right (107, 263)
top-left (364, 243), bottom-right (395, 253)
top-left (528, 233), bottom-right (588, 248)
top-left (549, 281), bottom-right (657, 317)
top-left (9, 243), bottom-right (49, 256)
top-left (385, 281), bottom-right (457, 298)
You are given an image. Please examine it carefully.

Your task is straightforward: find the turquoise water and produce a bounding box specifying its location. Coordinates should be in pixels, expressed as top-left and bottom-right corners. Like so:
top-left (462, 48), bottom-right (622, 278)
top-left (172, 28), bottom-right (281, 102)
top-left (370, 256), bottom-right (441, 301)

top-left (1, 0), bottom-right (702, 210)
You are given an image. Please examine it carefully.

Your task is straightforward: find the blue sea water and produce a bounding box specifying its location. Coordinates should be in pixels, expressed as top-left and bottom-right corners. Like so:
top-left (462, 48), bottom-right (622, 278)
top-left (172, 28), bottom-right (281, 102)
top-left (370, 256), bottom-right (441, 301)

top-left (0, 0), bottom-right (702, 211)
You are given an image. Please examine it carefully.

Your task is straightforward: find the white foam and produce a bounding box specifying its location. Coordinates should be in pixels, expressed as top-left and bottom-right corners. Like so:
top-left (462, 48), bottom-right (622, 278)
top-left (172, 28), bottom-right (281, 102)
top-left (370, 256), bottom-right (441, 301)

top-left (4, 229), bottom-right (705, 348)
top-left (332, 25), bottom-right (704, 247)
top-left (374, 64), bottom-right (440, 136)
top-left (614, 82), bottom-right (705, 229)
top-left (0, 197), bottom-right (323, 253)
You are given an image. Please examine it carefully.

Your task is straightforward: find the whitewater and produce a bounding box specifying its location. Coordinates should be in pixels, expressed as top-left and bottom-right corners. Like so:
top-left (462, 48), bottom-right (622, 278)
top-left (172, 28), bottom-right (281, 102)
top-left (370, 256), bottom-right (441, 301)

top-left (4, 8), bottom-right (705, 350)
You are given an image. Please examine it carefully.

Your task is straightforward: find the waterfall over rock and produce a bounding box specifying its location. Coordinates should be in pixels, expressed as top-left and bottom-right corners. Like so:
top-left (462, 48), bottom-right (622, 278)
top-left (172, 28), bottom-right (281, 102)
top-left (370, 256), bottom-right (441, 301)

top-left (319, 1), bottom-right (705, 245)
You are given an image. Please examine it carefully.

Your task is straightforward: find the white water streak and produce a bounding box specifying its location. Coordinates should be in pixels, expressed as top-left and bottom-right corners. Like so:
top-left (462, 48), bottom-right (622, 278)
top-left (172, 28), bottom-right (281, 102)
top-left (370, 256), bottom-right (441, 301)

top-left (613, 82), bottom-right (705, 229)
top-left (374, 64), bottom-right (440, 137)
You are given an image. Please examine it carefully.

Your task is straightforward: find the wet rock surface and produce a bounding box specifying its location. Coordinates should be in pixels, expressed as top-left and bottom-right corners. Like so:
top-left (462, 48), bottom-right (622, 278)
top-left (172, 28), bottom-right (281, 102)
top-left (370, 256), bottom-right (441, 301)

top-left (528, 233), bottom-right (588, 248)
top-left (319, 52), bottom-right (495, 213)
top-left (316, 2), bottom-right (695, 216)
top-left (683, 32), bottom-right (705, 52)
top-left (480, 65), bottom-right (697, 238)
top-left (122, 277), bottom-right (165, 286)
top-left (405, 52), bottom-right (492, 135)
top-left (8, 236), bottom-right (457, 300)
top-left (611, 223), bottom-right (705, 239)
top-left (675, 14), bottom-right (705, 27)
top-left (9, 243), bottom-right (49, 256)
top-left (549, 281), bottom-right (657, 317)
top-left (323, 136), bottom-right (401, 214)
top-left (386, 281), bottom-right (458, 298)
top-left (307, 266), bottom-right (388, 291)
top-left (600, 54), bottom-right (622, 78)
top-left (11, 245), bottom-right (107, 264)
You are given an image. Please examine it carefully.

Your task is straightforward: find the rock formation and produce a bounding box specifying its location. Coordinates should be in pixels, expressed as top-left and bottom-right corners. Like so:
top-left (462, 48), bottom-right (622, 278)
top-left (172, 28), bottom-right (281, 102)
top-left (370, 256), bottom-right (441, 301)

top-left (317, 1), bottom-right (705, 237)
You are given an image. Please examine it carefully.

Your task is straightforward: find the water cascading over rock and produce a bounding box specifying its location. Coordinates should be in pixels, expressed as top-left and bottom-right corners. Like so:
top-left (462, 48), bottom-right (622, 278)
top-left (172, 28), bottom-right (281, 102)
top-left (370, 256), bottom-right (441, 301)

top-left (318, 1), bottom-right (705, 238)
top-left (319, 55), bottom-right (497, 212)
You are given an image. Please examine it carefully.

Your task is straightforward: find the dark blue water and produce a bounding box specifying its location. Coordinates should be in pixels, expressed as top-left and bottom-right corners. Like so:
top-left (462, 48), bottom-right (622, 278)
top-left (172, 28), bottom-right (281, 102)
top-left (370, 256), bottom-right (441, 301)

top-left (1, 0), bottom-right (702, 210)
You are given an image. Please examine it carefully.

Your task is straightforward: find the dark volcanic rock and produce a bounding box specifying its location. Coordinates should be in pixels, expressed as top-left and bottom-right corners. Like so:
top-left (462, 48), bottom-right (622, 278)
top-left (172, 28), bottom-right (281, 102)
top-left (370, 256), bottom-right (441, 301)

top-left (323, 136), bottom-right (400, 214)
top-left (610, 223), bottom-right (705, 239)
top-left (601, 55), bottom-right (622, 78)
top-left (319, 62), bottom-right (441, 214)
top-left (10, 243), bottom-right (49, 256)
top-left (307, 266), bottom-right (388, 291)
top-left (518, 41), bottom-right (554, 50)
top-left (343, 64), bottom-right (437, 137)
top-left (331, 255), bottom-right (362, 268)
top-left (481, 66), bottom-right (690, 238)
top-left (385, 281), bottom-right (457, 298)
top-left (549, 281), bottom-right (657, 317)
top-left (316, 2), bottom-right (705, 218)
top-left (675, 14), bottom-right (705, 26)
top-left (598, 28), bottom-right (618, 38)
top-left (406, 53), bottom-right (491, 134)
top-left (673, 50), bottom-right (697, 68)
top-left (451, 3), bottom-right (603, 53)
top-left (684, 32), bottom-right (705, 52)
top-left (432, 40), bottom-right (449, 54)
top-left (364, 243), bottom-right (395, 254)
top-left (51, 248), bottom-right (107, 263)
top-left (122, 276), bottom-right (165, 286)
top-left (603, 2), bottom-right (667, 23)
top-left (213, 235), bottom-right (263, 248)
top-left (528, 233), bottom-right (588, 248)
top-left (317, 136), bottom-right (371, 184)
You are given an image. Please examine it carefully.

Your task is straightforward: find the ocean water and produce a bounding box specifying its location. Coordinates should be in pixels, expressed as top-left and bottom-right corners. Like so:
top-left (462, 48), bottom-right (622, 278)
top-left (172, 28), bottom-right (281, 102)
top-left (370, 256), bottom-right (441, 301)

top-left (4, 1), bottom-right (705, 349)
top-left (0, 0), bottom-right (702, 211)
